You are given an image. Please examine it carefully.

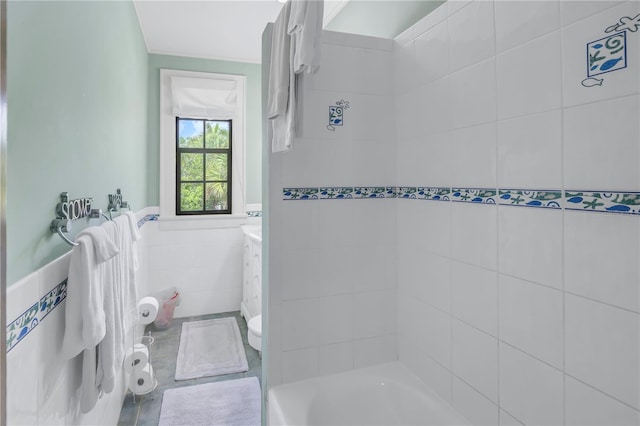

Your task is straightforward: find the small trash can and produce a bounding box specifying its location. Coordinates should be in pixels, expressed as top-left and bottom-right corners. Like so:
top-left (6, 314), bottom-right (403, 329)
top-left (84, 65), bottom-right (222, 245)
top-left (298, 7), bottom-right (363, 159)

top-left (153, 287), bottom-right (181, 330)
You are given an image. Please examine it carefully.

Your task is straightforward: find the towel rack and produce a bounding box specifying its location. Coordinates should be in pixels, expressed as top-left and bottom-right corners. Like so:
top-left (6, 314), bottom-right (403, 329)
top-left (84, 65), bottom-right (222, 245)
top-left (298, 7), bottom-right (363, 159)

top-left (49, 192), bottom-right (111, 246)
top-left (107, 188), bottom-right (131, 220)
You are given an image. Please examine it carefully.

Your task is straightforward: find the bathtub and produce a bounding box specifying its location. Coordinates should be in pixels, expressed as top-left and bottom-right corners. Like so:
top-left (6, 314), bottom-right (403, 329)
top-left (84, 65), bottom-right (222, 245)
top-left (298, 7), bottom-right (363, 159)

top-left (267, 362), bottom-right (471, 426)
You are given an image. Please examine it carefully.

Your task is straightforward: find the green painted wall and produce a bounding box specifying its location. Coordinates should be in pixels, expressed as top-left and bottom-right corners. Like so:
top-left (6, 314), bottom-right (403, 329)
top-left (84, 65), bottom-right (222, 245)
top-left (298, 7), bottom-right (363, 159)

top-left (146, 54), bottom-right (262, 206)
top-left (326, 0), bottom-right (445, 39)
top-left (7, 1), bottom-right (149, 285)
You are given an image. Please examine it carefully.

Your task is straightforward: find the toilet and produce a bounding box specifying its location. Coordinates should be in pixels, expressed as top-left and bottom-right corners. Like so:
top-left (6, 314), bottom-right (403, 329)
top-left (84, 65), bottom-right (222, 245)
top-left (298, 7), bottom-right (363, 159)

top-left (247, 314), bottom-right (262, 354)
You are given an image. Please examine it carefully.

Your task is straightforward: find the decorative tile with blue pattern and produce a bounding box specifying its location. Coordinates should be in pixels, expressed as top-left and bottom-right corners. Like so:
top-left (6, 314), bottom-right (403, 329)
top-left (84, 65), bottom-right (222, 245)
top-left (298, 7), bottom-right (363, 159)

top-left (283, 188), bottom-right (319, 200)
top-left (565, 191), bottom-right (640, 214)
top-left (451, 188), bottom-right (497, 204)
top-left (319, 187), bottom-right (355, 199)
top-left (499, 190), bottom-right (562, 209)
top-left (417, 187), bottom-right (451, 201)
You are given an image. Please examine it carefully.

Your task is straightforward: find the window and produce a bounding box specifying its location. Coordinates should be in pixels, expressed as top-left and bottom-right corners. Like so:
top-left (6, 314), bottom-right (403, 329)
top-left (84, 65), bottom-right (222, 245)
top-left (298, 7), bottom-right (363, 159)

top-left (159, 69), bottom-right (246, 227)
top-left (176, 118), bottom-right (232, 215)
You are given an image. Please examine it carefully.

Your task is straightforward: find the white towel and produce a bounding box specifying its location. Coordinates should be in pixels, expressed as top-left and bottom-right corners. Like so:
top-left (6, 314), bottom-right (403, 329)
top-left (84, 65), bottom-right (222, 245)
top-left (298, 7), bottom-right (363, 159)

top-left (269, 0), bottom-right (296, 152)
top-left (96, 219), bottom-right (123, 395)
top-left (267, 0), bottom-right (292, 119)
top-left (61, 228), bottom-right (118, 360)
top-left (289, 0), bottom-right (324, 74)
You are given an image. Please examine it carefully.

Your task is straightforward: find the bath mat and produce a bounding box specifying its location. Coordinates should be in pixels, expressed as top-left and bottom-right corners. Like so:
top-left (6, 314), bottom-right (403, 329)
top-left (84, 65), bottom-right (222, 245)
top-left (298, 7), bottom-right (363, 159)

top-left (175, 317), bottom-right (248, 380)
top-left (158, 377), bottom-right (261, 426)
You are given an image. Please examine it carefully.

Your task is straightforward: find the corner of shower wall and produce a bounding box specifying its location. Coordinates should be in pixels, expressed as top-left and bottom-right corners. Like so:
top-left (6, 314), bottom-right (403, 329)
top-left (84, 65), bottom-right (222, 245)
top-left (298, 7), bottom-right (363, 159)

top-left (265, 28), bottom-right (400, 390)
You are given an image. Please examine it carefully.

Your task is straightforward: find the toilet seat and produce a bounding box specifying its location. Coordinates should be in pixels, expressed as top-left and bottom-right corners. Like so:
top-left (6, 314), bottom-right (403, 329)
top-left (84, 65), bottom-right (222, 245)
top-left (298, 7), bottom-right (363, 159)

top-left (248, 314), bottom-right (262, 352)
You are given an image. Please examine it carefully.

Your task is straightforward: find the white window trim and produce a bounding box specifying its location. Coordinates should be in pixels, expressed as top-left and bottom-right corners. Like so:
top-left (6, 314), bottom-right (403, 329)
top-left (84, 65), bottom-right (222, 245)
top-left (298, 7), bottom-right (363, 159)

top-left (160, 69), bottom-right (247, 229)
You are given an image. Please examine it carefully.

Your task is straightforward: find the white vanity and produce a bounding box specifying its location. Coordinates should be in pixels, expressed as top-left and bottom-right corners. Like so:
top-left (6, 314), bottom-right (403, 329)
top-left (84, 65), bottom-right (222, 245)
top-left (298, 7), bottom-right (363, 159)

top-left (240, 225), bottom-right (262, 321)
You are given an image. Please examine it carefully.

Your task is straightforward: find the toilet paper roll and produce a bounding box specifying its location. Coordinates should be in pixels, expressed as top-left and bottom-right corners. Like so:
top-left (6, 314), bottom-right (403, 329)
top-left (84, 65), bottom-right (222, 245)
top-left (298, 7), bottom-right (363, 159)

top-left (123, 344), bottom-right (149, 374)
top-left (137, 296), bottom-right (159, 325)
top-left (128, 364), bottom-right (155, 395)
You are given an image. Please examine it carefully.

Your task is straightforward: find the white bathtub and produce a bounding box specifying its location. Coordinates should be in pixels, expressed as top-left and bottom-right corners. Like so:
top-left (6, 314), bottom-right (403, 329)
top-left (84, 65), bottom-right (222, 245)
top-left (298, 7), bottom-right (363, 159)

top-left (268, 362), bottom-right (471, 426)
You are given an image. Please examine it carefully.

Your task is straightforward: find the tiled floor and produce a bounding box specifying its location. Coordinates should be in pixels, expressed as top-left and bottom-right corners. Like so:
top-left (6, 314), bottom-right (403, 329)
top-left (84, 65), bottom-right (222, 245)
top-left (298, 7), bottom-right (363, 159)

top-left (117, 311), bottom-right (262, 426)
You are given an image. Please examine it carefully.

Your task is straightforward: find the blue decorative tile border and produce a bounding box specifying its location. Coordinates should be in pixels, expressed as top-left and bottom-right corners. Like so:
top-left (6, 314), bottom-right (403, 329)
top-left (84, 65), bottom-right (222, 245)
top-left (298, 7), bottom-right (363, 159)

top-left (417, 187), bottom-right (451, 201)
top-left (451, 188), bottom-right (497, 204)
top-left (499, 190), bottom-right (562, 209)
top-left (6, 302), bottom-right (40, 353)
top-left (565, 191), bottom-right (640, 214)
top-left (247, 210), bottom-right (262, 217)
top-left (7, 215), bottom-right (158, 353)
top-left (283, 186), bottom-right (640, 216)
top-left (137, 213), bottom-right (159, 228)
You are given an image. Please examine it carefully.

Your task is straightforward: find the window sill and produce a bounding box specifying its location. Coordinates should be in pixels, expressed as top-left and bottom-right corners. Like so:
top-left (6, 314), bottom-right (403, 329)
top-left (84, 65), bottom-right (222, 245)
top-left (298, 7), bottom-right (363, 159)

top-left (158, 214), bottom-right (248, 231)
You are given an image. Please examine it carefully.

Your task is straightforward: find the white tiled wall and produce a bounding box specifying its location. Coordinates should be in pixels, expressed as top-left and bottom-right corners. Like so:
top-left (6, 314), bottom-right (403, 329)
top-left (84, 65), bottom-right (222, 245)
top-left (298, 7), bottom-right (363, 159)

top-left (141, 218), bottom-right (244, 318)
top-left (267, 31), bottom-right (397, 387)
top-left (395, 1), bottom-right (640, 424)
top-left (6, 213), bottom-right (148, 425)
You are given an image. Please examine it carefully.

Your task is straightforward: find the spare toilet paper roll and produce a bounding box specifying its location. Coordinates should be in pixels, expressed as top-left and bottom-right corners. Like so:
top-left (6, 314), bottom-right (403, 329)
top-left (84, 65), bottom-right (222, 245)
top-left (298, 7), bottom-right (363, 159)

top-left (124, 344), bottom-right (149, 374)
top-left (128, 364), bottom-right (155, 395)
top-left (137, 296), bottom-right (159, 324)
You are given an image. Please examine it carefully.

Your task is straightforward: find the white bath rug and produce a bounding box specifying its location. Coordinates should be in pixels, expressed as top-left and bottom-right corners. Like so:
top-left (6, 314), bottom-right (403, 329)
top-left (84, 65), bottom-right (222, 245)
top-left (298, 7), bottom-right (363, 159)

top-left (175, 317), bottom-right (248, 380)
top-left (158, 377), bottom-right (261, 426)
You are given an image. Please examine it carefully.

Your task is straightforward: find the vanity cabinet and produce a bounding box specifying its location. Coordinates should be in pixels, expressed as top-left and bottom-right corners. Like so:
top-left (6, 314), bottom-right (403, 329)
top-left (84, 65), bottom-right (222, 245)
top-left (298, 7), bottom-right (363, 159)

top-left (241, 226), bottom-right (262, 320)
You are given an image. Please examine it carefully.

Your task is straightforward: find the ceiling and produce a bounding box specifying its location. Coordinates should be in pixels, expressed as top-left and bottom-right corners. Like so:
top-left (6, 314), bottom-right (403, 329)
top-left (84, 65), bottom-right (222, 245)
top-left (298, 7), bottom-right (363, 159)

top-left (133, 0), bottom-right (349, 64)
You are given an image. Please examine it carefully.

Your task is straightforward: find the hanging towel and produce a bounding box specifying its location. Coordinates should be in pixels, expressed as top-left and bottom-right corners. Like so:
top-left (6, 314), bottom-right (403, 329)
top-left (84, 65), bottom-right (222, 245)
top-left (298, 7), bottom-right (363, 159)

top-left (267, 0), bottom-right (292, 119)
top-left (61, 228), bottom-right (118, 360)
top-left (269, 0), bottom-right (296, 152)
top-left (289, 0), bottom-right (324, 74)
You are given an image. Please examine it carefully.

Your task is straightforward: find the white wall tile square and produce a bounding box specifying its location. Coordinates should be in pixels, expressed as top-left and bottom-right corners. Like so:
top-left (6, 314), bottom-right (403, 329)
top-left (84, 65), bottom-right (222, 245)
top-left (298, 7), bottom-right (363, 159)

top-left (565, 375), bottom-right (640, 426)
top-left (282, 347), bottom-right (319, 383)
top-left (499, 343), bottom-right (564, 426)
top-left (564, 211), bottom-right (639, 312)
top-left (447, 0), bottom-right (495, 72)
top-left (419, 302), bottom-right (452, 369)
top-left (497, 110), bottom-right (563, 189)
top-left (451, 261), bottom-right (498, 336)
top-left (417, 353), bottom-right (452, 403)
top-left (354, 334), bottom-right (397, 368)
top-left (416, 252), bottom-right (451, 313)
top-left (452, 377), bottom-right (499, 426)
top-left (420, 132), bottom-right (452, 188)
top-left (563, 94), bottom-right (640, 191)
top-left (561, 2), bottom-right (640, 108)
top-left (499, 275), bottom-right (564, 369)
top-left (318, 341), bottom-right (355, 376)
top-left (451, 203), bottom-right (498, 270)
top-left (420, 201), bottom-right (452, 258)
top-left (415, 20), bottom-right (450, 86)
top-left (396, 91), bottom-right (421, 141)
top-left (419, 76), bottom-right (452, 136)
top-left (565, 294), bottom-right (640, 409)
top-left (497, 31), bottom-right (562, 120)
top-left (452, 320), bottom-right (499, 403)
top-left (7, 324), bottom-right (40, 425)
top-left (498, 206), bottom-right (563, 289)
top-left (495, 1), bottom-right (560, 53)
top-left (450, 122), bottom-right (497, 188)
top-left (560, 1), bottom-right (624, 26)
top-left (354, 290), bottom-right (396, 339)
top-left (282, 298), bottom-right (320, 351)
top-left (393, 39), bottom-right (415, 95)
top-left (450, 58), bottom-right (497, 129)
top-left (318, 295), bottom-right (354, 345)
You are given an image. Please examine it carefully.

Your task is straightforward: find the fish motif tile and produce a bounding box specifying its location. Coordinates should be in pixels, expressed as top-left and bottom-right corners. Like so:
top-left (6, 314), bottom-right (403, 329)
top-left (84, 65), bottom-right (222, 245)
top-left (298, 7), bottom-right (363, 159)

top-left (499, 190), bottom-right (562, 209)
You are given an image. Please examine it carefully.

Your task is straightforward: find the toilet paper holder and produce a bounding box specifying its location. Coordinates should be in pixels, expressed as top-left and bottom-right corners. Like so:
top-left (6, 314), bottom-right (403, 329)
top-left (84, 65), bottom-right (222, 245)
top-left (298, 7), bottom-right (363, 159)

top-left (129, 334), bottom-right (157, 401)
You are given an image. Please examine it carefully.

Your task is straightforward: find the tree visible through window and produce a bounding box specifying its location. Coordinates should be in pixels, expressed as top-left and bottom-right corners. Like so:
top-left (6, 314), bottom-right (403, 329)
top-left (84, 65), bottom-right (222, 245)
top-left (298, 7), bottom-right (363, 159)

top-left (176, 118), bottom-right (232, 214)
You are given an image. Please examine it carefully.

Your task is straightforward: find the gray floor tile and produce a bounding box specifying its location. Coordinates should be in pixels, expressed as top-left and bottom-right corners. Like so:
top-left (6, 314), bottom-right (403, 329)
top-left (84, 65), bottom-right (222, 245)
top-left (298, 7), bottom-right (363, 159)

top-left (117, 311), bottom-right (262, 425)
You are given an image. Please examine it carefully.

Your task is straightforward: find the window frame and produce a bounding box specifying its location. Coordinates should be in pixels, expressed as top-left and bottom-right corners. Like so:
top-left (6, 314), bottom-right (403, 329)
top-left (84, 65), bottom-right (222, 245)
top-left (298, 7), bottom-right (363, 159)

top-left (159, 69), bottom-right (246, 229)
top-left (175, 117), bottom-right (233, 215)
